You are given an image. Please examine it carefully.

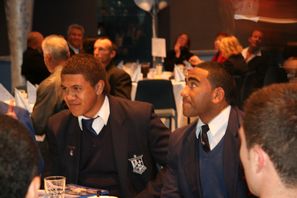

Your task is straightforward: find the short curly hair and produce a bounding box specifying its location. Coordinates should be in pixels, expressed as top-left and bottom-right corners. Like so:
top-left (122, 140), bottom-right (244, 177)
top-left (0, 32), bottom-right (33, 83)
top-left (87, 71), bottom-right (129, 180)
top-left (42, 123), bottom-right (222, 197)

top-left (243, 83), bottom-right (297, 187)
top-left (0, 115), bottom-right (39, 198)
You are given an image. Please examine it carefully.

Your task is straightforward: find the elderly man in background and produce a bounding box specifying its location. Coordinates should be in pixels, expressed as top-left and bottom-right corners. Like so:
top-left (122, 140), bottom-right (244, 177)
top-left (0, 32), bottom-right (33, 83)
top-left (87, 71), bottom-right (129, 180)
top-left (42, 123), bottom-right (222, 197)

top-left (0, 115), bottom-right (40, 198)
top-left (21, 31), bottom-right (50, 85)
top-left (67, 24), bottom-right (85, 56)
top-left (240, 83), bottom-right (297, 198)
top-left (94, 37), bottom-right (132, 99)
top-left (31, 35), bottom-right (70, 135)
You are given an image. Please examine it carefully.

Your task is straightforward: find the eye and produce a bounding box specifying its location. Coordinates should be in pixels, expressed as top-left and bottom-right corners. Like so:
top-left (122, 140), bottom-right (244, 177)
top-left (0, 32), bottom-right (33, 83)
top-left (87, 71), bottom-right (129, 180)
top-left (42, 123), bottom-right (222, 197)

top-left (187, 81), bottom-right (198, 89)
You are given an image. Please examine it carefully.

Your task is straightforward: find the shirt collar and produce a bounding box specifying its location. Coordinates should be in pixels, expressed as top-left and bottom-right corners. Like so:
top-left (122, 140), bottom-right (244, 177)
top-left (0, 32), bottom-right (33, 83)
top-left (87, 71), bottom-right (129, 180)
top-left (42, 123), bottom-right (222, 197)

top-left (242, 47), bottom-right (262, 62)
top-left (78, 96), bottom-right (110, 132)
top-left (196, 105), bottom-right (231, 150)
top-left (68, 43), bottom-right (80, 54)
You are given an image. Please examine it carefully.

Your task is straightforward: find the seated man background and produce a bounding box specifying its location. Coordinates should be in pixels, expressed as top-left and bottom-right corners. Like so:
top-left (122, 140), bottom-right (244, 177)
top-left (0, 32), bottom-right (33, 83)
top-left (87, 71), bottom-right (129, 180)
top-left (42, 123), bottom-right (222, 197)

top-left (45, 54), bottom-right (170, 197)
top-left (21, 31), bottom-right (50, 85)
top-left (31, 35), bottom-right (70, 135)
top-left (94, 37), bottom-right (132, 99)
top-left (161, 61), bottom-right (249, 197)
top-left (240, 83), bottom-right (297, 198)
top-left (0, 115), bottom-right (40, 198)
top-left (66, 24), bottom-right (85, 56)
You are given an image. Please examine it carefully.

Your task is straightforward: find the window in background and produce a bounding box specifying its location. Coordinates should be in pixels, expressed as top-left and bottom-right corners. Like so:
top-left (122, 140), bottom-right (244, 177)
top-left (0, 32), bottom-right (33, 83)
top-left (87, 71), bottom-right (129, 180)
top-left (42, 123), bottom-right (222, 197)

top-left (96, 0), bottom-right (152, 63)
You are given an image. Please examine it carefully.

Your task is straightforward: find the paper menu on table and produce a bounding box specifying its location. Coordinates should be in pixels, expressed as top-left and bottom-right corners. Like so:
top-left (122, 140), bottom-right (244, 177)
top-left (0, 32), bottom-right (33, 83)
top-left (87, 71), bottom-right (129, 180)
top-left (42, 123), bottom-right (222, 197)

top-left (0, 83), bottom-right (14, 103)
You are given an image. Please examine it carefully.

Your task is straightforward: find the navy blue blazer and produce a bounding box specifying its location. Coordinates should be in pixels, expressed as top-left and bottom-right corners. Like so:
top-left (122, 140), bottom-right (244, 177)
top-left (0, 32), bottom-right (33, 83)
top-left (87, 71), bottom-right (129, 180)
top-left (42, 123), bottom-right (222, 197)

top-left (161, 107), bottom-right (249, 198)
top-left (45, 96), bottom-right (170, 198)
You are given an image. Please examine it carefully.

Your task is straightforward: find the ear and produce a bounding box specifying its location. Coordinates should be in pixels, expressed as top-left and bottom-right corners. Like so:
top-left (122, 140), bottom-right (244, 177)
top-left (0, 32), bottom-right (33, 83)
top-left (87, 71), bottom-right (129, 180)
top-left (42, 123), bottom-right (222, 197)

top-left (25, 176), bottom-right (40, 198)
top-left (110, 49), bottom-right (116, 59)
top-left (212, 87), bottom-right (225, 104)
top-left (250, 145), bottom-right (267, 173)
top-left (95, 80), bottom-right (105, 95)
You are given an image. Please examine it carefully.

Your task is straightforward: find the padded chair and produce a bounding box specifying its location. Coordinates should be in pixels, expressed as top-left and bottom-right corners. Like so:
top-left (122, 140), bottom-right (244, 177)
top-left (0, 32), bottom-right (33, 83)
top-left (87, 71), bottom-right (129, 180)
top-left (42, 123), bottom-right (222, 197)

top-left (135, 79), bottom-right (177, 130)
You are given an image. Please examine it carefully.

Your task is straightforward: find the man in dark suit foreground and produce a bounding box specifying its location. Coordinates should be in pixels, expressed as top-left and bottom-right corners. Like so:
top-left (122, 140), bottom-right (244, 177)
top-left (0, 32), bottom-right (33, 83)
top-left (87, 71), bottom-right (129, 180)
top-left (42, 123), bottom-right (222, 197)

top-left (45, 54), bottom-right (170, 197)
top-left (161, 61), bottom-right (249, 197)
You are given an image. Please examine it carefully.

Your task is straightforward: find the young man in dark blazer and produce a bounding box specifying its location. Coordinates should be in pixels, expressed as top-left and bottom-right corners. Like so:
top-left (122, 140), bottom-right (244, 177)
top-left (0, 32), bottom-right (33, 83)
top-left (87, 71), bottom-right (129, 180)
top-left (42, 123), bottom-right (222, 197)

top-left (161, 61), bottom-right (249, 197)
top-left (45, 54), bottom-right (170, 197)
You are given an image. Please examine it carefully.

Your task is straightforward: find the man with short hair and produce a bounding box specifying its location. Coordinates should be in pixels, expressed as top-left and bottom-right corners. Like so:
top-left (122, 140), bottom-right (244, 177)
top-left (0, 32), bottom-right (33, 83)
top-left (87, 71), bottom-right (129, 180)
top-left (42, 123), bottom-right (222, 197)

top-left (45, 54), bottom-right (170, 197)
top-left (31, 35), bottom-right (70, 135)
top-left (21, 31), bottom-right (50, 85)
top-left (161, 61), bottom-right (249, 197)
top-left (241, 30), bottom-right (270, 90)
top-left (0, 115), bottom-right (40, 198)
top-left (67, 24), bottom-right (85, 56)
top-left (240, 83), bottom-right (297, 198)
top-left (94, 37), bottom-right (132, 99)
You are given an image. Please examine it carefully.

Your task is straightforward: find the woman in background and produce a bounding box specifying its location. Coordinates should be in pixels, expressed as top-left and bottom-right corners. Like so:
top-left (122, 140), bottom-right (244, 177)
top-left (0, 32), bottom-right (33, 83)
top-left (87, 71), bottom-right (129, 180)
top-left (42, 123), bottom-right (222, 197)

top-left (164, 33), bottom-right (201, 71)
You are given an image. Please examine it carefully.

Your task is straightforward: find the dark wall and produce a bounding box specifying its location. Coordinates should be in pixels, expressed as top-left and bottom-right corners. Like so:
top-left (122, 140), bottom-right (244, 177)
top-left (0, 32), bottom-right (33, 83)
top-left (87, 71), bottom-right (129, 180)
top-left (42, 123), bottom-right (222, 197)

top-left (33, 0), bottom-right (97, 37)
top-left (0, 0), bottom-right (9, 55)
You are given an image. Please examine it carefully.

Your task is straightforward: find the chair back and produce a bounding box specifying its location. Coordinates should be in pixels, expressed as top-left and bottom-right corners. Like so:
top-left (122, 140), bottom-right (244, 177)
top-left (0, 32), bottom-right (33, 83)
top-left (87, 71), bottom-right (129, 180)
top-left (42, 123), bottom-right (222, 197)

top-left (135, 79), bottom-right (176, 110)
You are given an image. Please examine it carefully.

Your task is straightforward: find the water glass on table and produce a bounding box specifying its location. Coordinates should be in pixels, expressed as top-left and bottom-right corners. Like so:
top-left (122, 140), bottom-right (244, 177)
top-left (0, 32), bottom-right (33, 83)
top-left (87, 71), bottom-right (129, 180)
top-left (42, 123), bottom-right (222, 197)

top-left (44, 176), bottom-right (66, 198)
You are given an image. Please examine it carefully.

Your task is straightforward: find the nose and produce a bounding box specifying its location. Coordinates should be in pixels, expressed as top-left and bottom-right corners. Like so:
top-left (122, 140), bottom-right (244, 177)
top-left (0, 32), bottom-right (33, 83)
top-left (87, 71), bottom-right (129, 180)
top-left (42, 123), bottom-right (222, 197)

top-left (181, 86), bottom-right (189, 97)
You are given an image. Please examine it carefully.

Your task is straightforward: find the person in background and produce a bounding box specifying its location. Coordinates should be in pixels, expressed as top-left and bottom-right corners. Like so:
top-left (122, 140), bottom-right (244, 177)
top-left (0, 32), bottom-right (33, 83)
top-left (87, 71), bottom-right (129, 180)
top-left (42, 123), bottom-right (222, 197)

top-left (241, 29), bottom-right (270, 89)
top-left (94, 37), bottom-right (132, 99)
top-left (0, 115), bottom-right (40, 198)
top-left (45, 54), bottom-right (170, 197)
top-left (219, 35), bottom-right (248, 75)
top-left (31, 35), bottom-right (70, 135)
top-left (164, 33), bottom-right (202, 71)
top-left (219, 35), bottom-right (249, 107)
top-left (211, 32), bottom-right (229, 63)
top-left (161, 61), bottom-right (249, 198)
top-left (21, 31), bottom-right (50, 85)
top-left (240, 83), bottom-right (297, 198)
top-left (282, 56), bottom-right (297, 83)
top-left (67, 24), bottom-right (85, 56)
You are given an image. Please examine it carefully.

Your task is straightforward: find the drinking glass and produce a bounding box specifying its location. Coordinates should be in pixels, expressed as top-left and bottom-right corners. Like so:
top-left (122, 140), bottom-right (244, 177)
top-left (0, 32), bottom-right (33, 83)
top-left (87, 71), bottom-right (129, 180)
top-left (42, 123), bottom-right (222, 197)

top-left (44, 176), bottom-right (66, 198)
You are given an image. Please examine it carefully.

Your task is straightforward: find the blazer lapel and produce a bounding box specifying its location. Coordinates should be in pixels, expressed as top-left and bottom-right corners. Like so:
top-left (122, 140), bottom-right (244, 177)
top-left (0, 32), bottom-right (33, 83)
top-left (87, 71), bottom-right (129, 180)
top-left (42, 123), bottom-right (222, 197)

top-left (181, 122), bottom-right (201, 197)
top-left (108, 97), bottom-right (130, 197)
top-left (223, 107), bottom-right (241, 197)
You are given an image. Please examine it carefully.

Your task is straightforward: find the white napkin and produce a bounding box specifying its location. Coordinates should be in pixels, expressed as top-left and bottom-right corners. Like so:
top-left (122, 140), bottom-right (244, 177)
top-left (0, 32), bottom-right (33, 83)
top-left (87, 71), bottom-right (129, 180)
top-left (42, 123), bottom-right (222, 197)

top-left (174, 65), bottom-right (185, 82)
top-left (14, 88), bottom-right (30, 112)
top-left (27, 81), bottom-right (37, 107)
top-left (123, 62), bottom-right (143, 82)
top-left (0, 83), bottom-right (14, 103)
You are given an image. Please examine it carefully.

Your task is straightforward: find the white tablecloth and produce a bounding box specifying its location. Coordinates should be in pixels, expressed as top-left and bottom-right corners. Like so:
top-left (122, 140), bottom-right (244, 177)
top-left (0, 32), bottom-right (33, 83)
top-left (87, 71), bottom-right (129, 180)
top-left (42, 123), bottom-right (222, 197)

top-left (131, 80), bottom-right (186, 130)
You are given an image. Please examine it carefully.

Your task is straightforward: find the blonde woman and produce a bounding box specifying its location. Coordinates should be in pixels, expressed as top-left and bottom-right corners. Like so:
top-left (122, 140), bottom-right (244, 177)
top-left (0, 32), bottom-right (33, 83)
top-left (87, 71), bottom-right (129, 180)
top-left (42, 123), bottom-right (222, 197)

top-left (219, 35), bottom-right (248, 75)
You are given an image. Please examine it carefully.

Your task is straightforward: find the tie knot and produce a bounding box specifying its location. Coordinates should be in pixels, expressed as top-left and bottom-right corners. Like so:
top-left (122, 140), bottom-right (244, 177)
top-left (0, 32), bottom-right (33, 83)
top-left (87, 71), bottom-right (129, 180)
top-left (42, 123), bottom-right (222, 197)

top-left (82, 118), bottom-right (95, 134)
top-left (201, 124), bottom-right (209, 134)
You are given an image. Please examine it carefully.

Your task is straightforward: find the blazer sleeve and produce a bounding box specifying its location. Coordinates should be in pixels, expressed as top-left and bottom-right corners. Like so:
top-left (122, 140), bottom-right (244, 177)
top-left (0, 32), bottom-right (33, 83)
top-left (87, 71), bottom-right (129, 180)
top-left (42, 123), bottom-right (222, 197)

top-left (109, 68), bottom-right (132, 100)
top-left (135, 105), bottom-right (171, 197)
top-left (160, 131), bottom-right (182, 198)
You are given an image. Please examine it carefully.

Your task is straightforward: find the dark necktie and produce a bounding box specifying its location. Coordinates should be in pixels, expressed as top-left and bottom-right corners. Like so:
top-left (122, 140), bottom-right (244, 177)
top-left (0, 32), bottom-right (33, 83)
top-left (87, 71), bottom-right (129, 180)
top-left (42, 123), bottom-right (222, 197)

top-left (82, 118), bottom-right (97, 135)
top-left (200, 124), bottom-right (210, 152)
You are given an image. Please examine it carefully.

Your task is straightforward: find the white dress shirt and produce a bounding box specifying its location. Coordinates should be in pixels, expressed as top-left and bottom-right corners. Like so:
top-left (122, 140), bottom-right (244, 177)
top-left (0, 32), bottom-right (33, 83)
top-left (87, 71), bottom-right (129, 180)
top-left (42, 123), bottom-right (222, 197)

top-left (78, 96), bottom-right (110, 135)
top-left (195, 105), bottom-right (231, 150)
top-left (241, 47), bottom-right (262, 63)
